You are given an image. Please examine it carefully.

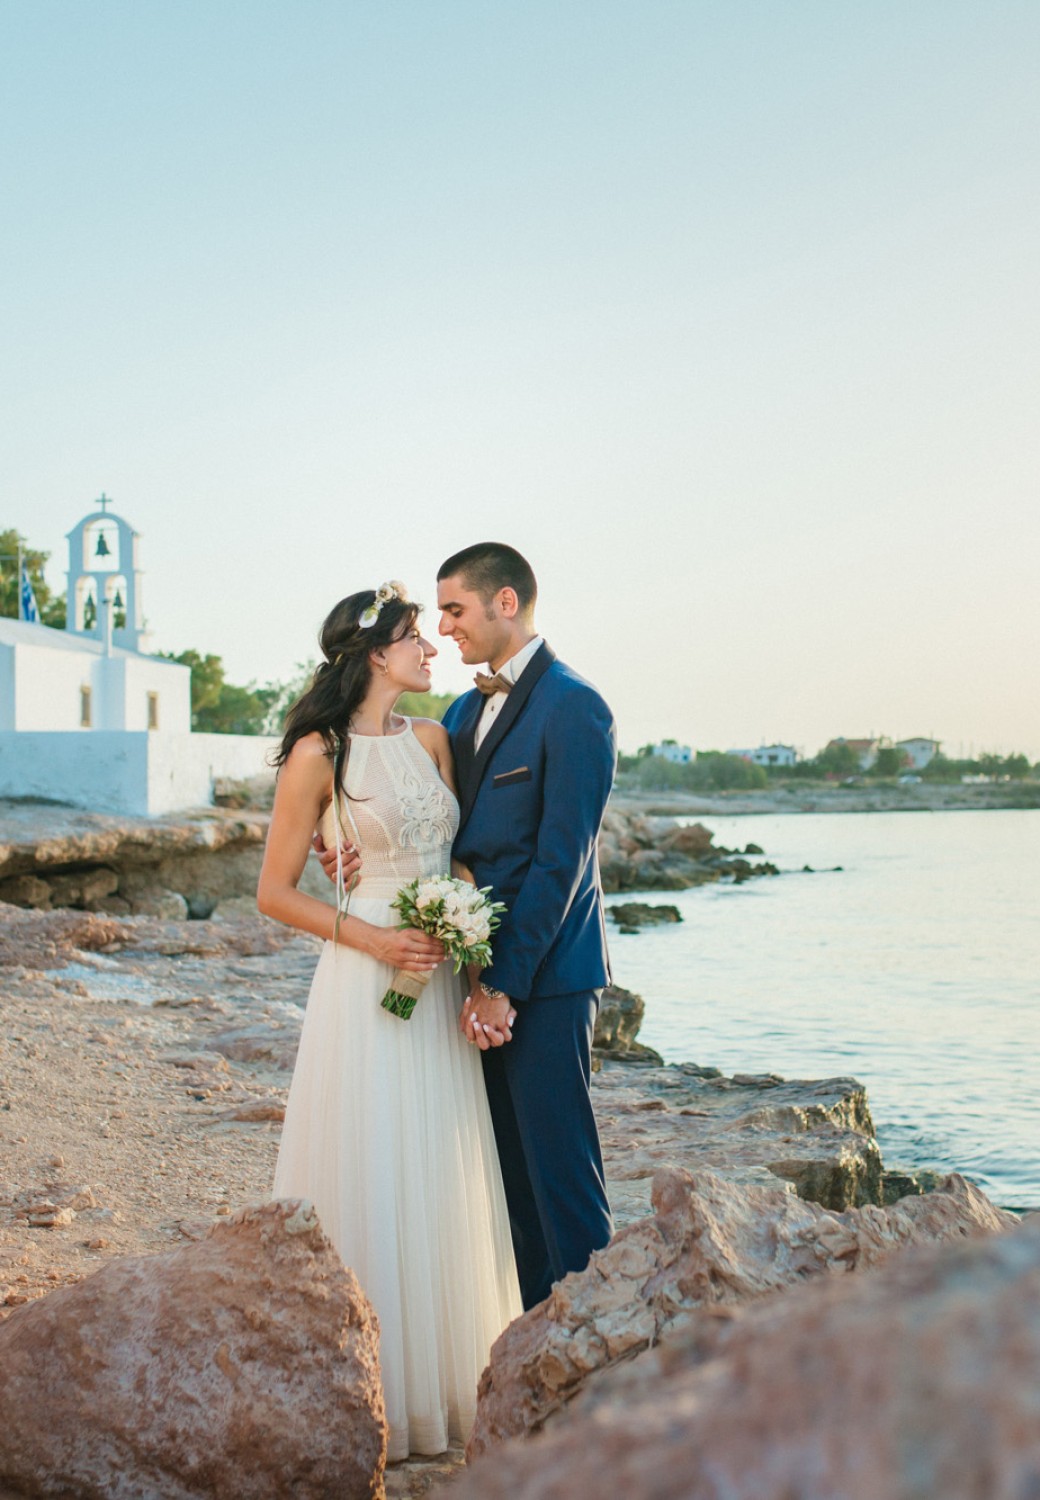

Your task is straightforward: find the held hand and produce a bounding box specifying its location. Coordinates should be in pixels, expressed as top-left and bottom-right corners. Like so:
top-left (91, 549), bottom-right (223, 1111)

top-left (376, 927), bottom-right (446, 974)
top-left (312, 831), bottom-right (362, 886)
top-left (460, 990), bottom-right (516, 1049)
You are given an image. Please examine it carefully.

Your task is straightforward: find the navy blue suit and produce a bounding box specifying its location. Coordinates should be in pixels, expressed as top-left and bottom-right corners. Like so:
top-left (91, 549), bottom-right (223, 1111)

top-left (443, 642), bottom-right (616, 1308)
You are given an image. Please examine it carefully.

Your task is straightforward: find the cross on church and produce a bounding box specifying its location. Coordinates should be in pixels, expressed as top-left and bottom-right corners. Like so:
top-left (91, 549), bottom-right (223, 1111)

top-left (96, 493), bottom-right (112, 513)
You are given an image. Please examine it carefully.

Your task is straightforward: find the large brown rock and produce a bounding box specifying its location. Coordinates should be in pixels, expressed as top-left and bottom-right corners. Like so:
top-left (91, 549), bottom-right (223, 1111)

top-left (455, 1212), bottom-right (1040, 1500)
top-left (467, 1165), bottom-right (1016, 1458)
top-left (659, 821), bottom-right (715, 857)
top-left (0, 1199), bottom-right (386, 1499)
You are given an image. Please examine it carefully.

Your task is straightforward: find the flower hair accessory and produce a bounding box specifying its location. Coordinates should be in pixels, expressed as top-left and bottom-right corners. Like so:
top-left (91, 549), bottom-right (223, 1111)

top-left (358, 580), bottom-right (409, 629)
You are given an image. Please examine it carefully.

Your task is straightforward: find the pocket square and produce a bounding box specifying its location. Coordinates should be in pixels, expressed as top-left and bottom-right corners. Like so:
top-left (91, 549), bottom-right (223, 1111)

top-left (492, 765), bottom-right (532, 787)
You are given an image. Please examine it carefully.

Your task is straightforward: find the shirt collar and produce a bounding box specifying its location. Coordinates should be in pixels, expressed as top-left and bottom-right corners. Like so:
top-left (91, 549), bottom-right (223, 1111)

top-left (495, 635), bottom-right (544, 686)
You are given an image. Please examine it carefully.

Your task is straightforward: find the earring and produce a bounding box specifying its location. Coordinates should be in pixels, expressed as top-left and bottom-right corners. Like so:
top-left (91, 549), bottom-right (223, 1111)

top-left (380, 660), bottom-right (388, 676)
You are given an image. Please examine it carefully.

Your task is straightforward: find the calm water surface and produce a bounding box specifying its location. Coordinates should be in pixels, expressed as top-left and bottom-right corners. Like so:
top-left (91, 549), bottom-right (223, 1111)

top-left (607, 810), bottom-right (1039, 1210)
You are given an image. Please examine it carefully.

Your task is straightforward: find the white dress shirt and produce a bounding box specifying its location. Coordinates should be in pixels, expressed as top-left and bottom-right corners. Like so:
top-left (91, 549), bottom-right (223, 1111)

top-left (474, 635), bottom-right (544, 750)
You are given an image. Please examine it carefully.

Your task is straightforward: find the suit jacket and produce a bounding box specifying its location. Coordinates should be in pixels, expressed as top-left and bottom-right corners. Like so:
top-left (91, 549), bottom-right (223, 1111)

top-left (443, 643), bottom-right (616, 1002)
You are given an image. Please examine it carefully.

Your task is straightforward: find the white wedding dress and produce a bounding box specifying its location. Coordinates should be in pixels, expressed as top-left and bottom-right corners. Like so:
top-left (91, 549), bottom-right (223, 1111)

top-left (273, 721), bottom-right (521, 1460)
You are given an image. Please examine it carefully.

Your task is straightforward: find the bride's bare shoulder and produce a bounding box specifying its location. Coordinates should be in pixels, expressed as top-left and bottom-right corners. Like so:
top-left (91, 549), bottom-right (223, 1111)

top-left (409, 717), bottom-right (450, 747)
top-left (409, 717), bottom-right (453, 769)
top-left (281, 732), bottom-right (334, 776)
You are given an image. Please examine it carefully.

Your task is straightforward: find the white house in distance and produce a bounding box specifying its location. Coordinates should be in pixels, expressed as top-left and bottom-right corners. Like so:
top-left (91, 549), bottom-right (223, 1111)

top-left (0, 496), bottom-right (278, 816)
top-left (651, 741), bottom-right (693, 764)
top-left (896, 737), bottom-right (941, 770)
top-left (729, 744), bottom-right (799, 768)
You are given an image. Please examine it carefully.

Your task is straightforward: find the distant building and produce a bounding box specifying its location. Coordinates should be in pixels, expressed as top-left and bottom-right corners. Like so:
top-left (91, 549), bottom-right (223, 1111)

top-left (729, 744), bottom-right (799, 768)
top-left (896, 737), bottom-right (941, 770)
top-left (651, 741), bottom-right (693, 764)
top-left (0, 495), bottom-right (278, 816)
top-left (0, 614), bottom-right (190, 735)
top-left (825, 737), bottom-right (880, 770)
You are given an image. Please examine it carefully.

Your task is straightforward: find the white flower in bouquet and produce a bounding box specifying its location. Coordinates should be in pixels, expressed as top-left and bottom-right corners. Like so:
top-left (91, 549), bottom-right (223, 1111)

top-left (454, 913), bottom-right (479, 944)
top-left (415, 880), bottom-right (444, 910)
top-left (442, 889), bottom-right (467, 917)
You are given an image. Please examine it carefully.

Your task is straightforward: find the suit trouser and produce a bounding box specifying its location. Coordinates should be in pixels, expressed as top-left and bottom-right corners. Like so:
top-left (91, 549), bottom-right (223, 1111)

top-left (480, 989), bottom-right (614, 1310)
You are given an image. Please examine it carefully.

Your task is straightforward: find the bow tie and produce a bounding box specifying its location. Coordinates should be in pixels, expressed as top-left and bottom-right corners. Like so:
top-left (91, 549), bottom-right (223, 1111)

top-left (474, 671), bottom-right (513, 696)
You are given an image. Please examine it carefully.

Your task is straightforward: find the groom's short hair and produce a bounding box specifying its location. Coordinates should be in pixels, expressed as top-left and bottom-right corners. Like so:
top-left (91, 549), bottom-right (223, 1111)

top-left (438, 543), bottom-right (538, 615)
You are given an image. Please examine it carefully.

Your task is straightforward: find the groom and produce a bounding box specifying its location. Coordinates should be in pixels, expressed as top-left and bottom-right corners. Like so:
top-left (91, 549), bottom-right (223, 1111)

top-left (435, 543), bottom-right (615, 1309)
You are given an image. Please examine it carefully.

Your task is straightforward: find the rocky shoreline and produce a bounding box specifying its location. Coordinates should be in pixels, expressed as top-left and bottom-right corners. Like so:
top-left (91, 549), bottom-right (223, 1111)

top-left (1, 803), bottom-right (1036, 1496)
top-left (3, 785), bottom-right (1031, 923)
top-left (0, 800), bottom-right (778, 918)
top-left (614, 778), bottom-right (1040, 816)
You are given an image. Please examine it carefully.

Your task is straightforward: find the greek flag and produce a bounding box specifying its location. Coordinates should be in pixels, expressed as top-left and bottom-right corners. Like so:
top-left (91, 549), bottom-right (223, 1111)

top-left (19, 564), bottom-right (40, 624)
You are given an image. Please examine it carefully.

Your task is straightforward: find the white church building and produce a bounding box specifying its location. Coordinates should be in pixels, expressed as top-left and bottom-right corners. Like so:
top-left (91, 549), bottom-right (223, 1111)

top-left (0, 498), bottom-right (278, 815)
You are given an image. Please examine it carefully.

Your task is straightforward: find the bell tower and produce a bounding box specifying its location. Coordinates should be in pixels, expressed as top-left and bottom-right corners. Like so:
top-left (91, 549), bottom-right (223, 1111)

top-left (65, 494), bottom-right (151, 653)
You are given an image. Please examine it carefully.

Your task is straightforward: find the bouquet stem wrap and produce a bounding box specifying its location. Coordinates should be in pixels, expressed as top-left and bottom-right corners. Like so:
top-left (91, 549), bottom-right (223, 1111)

top-left (381, 969), bottom-right (429, 1021)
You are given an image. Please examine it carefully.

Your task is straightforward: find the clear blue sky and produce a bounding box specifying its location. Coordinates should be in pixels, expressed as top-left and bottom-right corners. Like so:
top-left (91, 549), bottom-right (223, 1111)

top-left (3, 1), bottom-right (1037, 756)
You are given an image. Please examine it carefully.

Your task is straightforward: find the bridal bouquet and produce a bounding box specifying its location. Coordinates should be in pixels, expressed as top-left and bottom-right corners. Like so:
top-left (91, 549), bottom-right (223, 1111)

top-left (382, 876), bottom-right (507, 1020)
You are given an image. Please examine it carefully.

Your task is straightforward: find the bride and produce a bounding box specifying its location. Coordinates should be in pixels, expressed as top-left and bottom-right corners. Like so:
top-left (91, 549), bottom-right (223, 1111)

top-left (257, 581), bottom-right (521, 1461)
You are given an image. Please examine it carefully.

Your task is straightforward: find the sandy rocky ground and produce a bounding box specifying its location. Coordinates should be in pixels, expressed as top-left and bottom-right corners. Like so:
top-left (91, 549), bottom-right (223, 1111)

top-left (0, 903), bottom-right (923, 1495)
top-left (0, 796), bottom-right (972, 1495)
top-left (0, 911), bottom-right (469, 1495)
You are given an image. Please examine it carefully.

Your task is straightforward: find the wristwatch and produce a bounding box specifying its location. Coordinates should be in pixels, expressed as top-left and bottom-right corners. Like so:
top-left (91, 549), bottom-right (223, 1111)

top-left (479, 982), bottom-right (509, 1004)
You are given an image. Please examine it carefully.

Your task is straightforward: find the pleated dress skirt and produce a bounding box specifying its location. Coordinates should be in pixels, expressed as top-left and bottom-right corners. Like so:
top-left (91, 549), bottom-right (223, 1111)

top-left (273, 889), bottom-right (521, 1460)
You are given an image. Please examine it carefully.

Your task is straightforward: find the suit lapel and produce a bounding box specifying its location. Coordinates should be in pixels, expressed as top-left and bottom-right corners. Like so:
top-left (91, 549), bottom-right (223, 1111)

top-left (450, 691), bottom-right (484, 809)
top-left (459, 642), bottom-right (556, 826)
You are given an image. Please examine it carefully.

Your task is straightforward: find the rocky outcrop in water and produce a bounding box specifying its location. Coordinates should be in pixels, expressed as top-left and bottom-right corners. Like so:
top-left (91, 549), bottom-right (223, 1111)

top-left (609, 901), bottom-right (682, 932)
top-left (598, 810), bottom-right (778, 892)
top-left (455, 1203), bottom-right (1037, 1500)
top-left (0, 1199), bottom-right (386, 1499)
top-left (592, 984), bottom-right (663, 1065)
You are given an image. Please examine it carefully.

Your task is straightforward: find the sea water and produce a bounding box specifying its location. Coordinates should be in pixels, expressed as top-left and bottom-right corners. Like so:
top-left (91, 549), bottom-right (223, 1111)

top-left (607, 809), bottom-right (1040, 1210)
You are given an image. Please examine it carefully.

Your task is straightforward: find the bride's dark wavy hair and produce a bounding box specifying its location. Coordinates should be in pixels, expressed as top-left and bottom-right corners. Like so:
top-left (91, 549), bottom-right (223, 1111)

top-left (275, 589), bottom-right (421, 803)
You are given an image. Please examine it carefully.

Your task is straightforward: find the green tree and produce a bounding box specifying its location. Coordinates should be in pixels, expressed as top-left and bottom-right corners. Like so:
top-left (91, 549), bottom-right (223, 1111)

top-left (158, 649), bottom-right (225, 720)
top-left (871, 746), bottom-right (907, 778)
top-left (689, 752), bottom-right (768, 790)
top-left (158, 649), bottom-right (279, 735)
top-left (1002, 754), bottom-right (1031, 779)
top-left (615, 750), bottom-right (768, 793)
top-left (813, 741), bottom-right (862, 778)
top-left (979, 752), bottom-right (1032, 780)
top-left (921, 753), bottom-right (961, 782)
top-left (0, 528), bottom-right (66, 627)
top-left (394, 690), bottom-right (456, 721)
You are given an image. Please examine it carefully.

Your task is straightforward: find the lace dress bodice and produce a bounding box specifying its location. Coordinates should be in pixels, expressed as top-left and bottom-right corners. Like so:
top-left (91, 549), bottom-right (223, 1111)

top-left (318, 721), bottom-right (459, 898)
